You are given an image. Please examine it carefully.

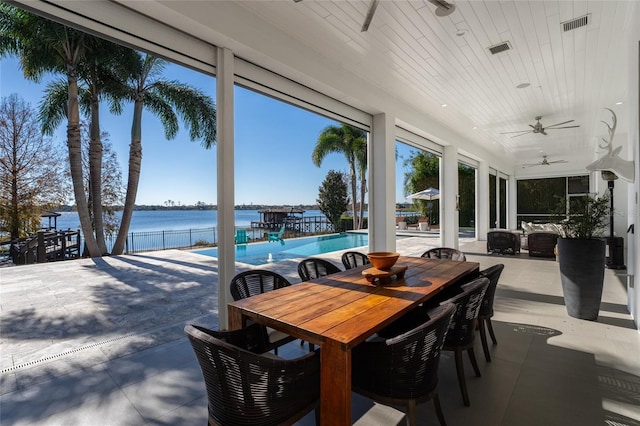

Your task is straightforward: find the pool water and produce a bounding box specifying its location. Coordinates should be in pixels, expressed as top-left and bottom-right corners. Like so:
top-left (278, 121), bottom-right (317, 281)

top-left (193, 233), bottom-right (368, 265)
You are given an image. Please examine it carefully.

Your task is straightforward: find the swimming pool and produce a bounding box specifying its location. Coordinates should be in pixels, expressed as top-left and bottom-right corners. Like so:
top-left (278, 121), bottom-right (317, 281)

top-left (193, 233), bottom-right (368, 265)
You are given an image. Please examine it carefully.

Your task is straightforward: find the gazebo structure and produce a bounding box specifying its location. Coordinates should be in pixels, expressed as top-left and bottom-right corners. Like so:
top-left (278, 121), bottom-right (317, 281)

top-left (40, 211), bottom-right (61, 231)
top-left (251, 207), bottom-right (305, 230)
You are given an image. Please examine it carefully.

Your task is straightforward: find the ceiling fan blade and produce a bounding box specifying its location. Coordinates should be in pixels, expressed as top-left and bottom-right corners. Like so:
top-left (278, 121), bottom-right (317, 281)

top-left (500, 130), bottom-right (531, 134)
top-left (547, 160), bottom-right (568, 164)
top-left (521, 163), bottom-right (541, 168)
top-left (361, 0), bottom-right (379, 32)
top-left (545, 120), bottom-right (574, 128)
top-left (510, 131), bottom-right (534, 138)
top-left (540, 129), bottom-right (547, 135)
top-left (428, 0), bottom-right (453, 8)
top-left (547, 125), bottom-right (580, 130)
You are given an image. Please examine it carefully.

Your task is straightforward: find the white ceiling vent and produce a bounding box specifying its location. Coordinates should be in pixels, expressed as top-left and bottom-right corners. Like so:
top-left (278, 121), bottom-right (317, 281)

top-left (562, 14), bottom-right (590, 32)
top-left (488, 42), bottom-right (511, 55)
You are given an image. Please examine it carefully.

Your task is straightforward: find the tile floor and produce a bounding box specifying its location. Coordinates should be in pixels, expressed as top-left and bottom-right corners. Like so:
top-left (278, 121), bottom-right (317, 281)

top-left (1, 236), bottom-right (638, 425)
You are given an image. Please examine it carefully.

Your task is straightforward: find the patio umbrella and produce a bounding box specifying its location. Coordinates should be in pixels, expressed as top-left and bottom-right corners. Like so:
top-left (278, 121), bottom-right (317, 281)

top-left (406, 187), bottom-right (440, 201)
top-left (407, 187), bottom-right (440, 226)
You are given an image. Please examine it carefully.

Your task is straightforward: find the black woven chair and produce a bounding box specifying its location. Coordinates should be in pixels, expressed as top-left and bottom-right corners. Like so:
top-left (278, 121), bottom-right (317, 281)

top-left (229, 270), bottom-right (296, 353)
top-left (440, 277), bottom-right (489, 406)
top-left (230, 269), bottom-right (291, 300)
top-left (352, 303), bottom-right (456, 426)
top-left (341, 251), bottom-right (370, 270)
top-left (297, 257), bottom-right (341, 281)
top-left (421, 247), bottom-right (467, 261)
top-left (477, 264), bottom-right (505, 362)
top-left (185, 323), bottom-right (320, 426)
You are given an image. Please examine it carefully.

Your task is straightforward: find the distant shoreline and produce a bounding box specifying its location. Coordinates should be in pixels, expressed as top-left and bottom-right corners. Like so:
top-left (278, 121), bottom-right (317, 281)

top-left (51, 204), bottom-right (321, 212)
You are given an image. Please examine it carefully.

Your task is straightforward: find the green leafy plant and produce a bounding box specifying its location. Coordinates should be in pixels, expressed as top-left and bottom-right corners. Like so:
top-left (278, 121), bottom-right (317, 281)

top-left (555, 194), bottom-right (610, 239)
top-left (317, 170), bottom-right (349, 232)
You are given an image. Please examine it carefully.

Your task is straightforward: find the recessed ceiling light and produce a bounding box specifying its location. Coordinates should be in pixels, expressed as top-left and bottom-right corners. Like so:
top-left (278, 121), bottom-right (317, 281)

top-left (441, 104), bottom-right (448, 107)
top-left (516, 83), bottom-right (530, 89)
top-left (456, 29), bottom-right (467, 37)
top-left (615, 101), bottom-right (623, 105)
top-left (472, 126), bottom-right (477, 130)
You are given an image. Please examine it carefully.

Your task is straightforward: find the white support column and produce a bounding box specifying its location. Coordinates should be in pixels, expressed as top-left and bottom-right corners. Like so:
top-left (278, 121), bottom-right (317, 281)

top-left (369, 113), bottom-right (396, 252)
top-left (495, 175), bottom-right (501, 228)
top-left (508, 175), bottom-right (517, 229)
top-left (441, 145), bottom-right (459, 248)
top-left (477, 161), bottom-right (489, 240)
top-left (217, 47), bottom-right (235, 329)
top-left (626, 10), bottom-right (639, 329)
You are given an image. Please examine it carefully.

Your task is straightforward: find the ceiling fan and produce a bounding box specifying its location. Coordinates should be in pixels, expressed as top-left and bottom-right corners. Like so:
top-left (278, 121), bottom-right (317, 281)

top-left (522, 155), bottom-right (568, 168)
top-left (359, 0), bottom-right (455, 31)
top-left (295, 0), bottom-right (455, 32)
top-left (500, 116), bottom-right (580, 138)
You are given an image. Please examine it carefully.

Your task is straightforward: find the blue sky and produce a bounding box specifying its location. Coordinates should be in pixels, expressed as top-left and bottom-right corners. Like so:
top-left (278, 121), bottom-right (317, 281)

top-left (1, 56), bottom-right (415, 205)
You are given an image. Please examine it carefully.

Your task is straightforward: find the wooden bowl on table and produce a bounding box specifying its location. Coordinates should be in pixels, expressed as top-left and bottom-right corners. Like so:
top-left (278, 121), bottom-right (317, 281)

top-left (367, 252), bottom-right (400, 270)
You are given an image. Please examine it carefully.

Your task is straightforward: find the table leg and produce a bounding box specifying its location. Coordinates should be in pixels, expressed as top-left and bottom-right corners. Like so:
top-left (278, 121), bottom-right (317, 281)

top-left (320, 339), bottom-right (351, 425)
top-left (227, 306), bottom-right (244, 331)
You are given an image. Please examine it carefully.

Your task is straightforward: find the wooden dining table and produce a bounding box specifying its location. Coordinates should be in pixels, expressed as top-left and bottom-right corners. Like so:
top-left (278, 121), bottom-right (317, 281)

top-left (228, 256), bottom-right (480, 425)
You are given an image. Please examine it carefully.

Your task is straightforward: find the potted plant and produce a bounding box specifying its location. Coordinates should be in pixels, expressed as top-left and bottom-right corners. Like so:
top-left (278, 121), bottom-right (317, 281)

top-left (555, 194), bottom-right (610, 320)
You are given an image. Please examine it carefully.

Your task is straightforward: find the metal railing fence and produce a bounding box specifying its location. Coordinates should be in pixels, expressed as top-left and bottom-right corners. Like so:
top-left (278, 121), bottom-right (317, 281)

top-left (105, 217), bottom-right (335, 254)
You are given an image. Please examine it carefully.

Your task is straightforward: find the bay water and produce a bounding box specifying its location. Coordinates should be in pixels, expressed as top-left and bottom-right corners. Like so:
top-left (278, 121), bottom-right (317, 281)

top-left (51, 209), bottom-right (326, 233)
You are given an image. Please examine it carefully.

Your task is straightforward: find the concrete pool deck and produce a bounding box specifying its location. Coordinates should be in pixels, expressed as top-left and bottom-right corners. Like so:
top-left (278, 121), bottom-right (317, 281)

top-left (1, 235), bottom-right (638, 425)
top-left (0, 236), bottom-right (442, 393)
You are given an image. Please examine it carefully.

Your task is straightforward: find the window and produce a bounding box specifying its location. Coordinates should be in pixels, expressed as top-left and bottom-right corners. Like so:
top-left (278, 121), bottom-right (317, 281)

top-left (489, 173), bottom-right (497, 227)
top-left (517, 175), bottom-right (590, 226)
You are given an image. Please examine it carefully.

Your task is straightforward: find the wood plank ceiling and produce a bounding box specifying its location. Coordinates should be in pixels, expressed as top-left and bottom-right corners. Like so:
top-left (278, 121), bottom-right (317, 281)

top-left (130, 1), bottom-right (635, 172)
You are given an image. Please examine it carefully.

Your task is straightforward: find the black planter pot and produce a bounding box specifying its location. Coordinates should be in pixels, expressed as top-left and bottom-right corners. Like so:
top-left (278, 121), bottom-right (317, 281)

top-left (557, 238), bottom-right (606, 321)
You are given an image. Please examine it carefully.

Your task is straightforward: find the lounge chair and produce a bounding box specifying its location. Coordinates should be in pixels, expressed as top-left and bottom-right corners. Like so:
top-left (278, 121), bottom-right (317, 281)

top-left (234, 229), bottom-right (248, 244)
top-left (267, 223), bottom-right (286, 242)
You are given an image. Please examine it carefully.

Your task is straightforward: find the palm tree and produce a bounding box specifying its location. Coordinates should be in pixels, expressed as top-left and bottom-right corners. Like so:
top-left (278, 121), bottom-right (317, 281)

top-left (110, 53), bottom-right (217, 255)
top-left (0, 5), bottom-right (101, 256)
top-left (312, 124), bottom-right (367, 230)
top-left (39, 42), bottom-right (134, 254)
top-left (354, 139), bottom-right (367, 229)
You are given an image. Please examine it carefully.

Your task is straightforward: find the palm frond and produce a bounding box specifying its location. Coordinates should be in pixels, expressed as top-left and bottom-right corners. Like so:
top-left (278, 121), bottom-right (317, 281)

top-left (38, 79), bottom-right (69, 135)
top-left (143, 91), bottom-right (179, 139)
top-left (152, 81), bottom-right (217, 147)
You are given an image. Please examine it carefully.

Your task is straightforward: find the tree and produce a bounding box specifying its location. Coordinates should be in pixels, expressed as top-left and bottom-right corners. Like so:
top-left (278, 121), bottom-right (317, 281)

top-left (39, 41), bottom-right (134, 253)
top-left (312, 124), bottom-right (367, 230)
top-left (403, 151), bottom-right (440, 223)
top-left (0, 94), bottom-right (68, 239)
top-left (0, 5), bottom-right (101, 256)
top-left (79, 123), bottom-right (124, 239)
top-left (317, 170), bottom-right (348, 232)
top-left (110, 53), bottom-right (217, 255)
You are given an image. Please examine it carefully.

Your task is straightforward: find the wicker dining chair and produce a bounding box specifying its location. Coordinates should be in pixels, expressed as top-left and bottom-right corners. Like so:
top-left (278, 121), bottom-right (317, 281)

top-left (477, 264), bottom-right (505, 362)
top-left (297, 257), bottom-right (341, 281)
top-left (421, 247), bottom-right (467, 261)
top-left (229, 270), bottom-right (296, 353)
top-left (352, 303), bottom-right (456, 426)
top-left (440, 277), bottom-right (489, 406)
top-left (341, 251), bottom-right (370, 270)
top-left (230, 269), bottom-right (291, 300)
top-left (185, 323), bottom-right (320, 426)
